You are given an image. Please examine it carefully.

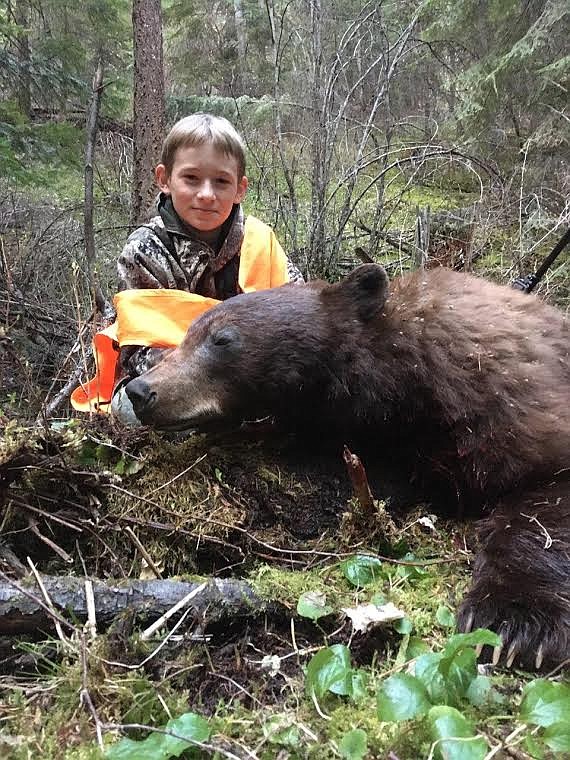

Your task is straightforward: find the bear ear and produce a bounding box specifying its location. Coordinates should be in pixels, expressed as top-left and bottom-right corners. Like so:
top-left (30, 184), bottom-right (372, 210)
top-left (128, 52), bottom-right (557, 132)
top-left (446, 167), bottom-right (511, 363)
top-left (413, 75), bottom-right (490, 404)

top-left (333, 264), bottom-right (389, 322)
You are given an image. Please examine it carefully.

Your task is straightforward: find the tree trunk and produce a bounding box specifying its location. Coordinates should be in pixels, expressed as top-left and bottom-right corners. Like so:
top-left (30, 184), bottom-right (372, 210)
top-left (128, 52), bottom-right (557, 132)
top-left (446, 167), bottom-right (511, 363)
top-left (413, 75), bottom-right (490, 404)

top-left (308, 0), bottom-right (327, 273)
top-left (131, 0), bottom-right (165, 226)
top-left (13, 0), bottom-right (31, 118)
top-left (84, 56), bottom-right (108, 316)
top-left (233, 0), bottom-right (247, 91)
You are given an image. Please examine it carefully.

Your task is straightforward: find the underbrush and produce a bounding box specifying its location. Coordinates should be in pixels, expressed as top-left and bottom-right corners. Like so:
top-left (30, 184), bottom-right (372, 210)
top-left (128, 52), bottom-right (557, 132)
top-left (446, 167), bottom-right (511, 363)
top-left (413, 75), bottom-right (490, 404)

top-left (1, 422), bottom-right (568, 759)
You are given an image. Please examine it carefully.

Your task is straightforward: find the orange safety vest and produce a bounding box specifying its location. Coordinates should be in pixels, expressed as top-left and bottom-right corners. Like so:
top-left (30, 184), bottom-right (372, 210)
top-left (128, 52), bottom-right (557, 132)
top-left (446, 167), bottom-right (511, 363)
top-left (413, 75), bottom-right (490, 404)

top-left (71, 216), bottom-right (289, 413)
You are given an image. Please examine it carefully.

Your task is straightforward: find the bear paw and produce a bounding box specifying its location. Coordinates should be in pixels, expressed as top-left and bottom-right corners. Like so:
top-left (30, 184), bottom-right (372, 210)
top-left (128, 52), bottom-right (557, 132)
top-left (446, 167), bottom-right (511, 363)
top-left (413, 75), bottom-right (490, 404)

top-left (457, 587), bottom-right (570, 671)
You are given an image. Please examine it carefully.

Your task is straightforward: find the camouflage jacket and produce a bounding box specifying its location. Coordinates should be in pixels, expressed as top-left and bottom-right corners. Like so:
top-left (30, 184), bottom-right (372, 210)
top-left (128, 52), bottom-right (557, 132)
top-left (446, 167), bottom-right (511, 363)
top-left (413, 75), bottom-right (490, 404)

top-left (116, 194), bottom-right (303, 379)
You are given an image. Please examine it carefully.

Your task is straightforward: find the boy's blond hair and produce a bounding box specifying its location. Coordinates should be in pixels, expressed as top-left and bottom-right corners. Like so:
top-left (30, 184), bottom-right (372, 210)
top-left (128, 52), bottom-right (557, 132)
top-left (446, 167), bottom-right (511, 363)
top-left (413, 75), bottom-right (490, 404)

top-left (160, 113), bottom-right (246, 179)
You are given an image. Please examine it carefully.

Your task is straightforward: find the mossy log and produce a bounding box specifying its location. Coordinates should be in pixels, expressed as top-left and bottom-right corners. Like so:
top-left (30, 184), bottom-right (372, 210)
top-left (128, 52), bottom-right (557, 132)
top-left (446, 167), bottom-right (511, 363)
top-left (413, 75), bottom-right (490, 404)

top-left (0, 575), bottom-right (273, 635)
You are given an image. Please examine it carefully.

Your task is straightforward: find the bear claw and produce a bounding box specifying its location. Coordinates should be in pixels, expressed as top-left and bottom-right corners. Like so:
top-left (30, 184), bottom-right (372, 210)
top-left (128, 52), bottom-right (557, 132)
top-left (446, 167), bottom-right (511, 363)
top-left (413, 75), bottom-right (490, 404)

top-left (463, 610), bottom-right (474, 634)
top-left (492, 641), bottom-right (503, 666)
top-left (505, 641), bottom-right (518, 668)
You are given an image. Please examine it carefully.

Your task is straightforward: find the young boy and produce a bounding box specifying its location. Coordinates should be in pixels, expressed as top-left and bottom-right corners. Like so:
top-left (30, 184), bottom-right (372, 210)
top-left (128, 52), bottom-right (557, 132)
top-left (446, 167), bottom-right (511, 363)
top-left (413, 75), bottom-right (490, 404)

top-left (71, 113), bottom-right (302, 420)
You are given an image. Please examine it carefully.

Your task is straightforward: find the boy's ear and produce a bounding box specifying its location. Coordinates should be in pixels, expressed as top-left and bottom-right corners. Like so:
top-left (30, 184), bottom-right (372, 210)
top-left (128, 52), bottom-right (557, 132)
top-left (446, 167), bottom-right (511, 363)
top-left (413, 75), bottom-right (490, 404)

top-left (235, 175), bottom-right (248, 203)
top-left (155, 164), bottom-right (170, 192)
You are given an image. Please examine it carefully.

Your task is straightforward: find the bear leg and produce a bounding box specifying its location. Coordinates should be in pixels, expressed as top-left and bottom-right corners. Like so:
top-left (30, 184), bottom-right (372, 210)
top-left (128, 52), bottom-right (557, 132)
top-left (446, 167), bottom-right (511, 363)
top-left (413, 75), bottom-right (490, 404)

top-left (457, 484), bottom-right (570, 670)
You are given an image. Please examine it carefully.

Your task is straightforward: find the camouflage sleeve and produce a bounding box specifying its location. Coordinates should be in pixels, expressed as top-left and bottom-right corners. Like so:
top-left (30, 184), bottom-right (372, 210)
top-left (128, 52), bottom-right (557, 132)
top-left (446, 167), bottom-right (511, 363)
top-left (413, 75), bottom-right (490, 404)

top-left (117, 224), bottom-right (187, 291)
top-left (118, 346), bottom-right (170, 379)
top-left (287, 258), bottom-right (305, 283)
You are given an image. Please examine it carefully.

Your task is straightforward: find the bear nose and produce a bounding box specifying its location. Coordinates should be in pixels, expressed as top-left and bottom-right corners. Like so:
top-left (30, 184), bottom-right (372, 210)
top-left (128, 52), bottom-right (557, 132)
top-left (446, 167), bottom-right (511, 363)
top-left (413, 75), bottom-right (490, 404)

top-left (125, 377), bottom-right (157, 416)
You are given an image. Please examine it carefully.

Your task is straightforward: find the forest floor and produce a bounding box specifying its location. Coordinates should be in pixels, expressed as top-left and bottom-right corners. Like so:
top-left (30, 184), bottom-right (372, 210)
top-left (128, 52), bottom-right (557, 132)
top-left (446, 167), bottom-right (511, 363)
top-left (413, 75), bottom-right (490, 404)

top-left (1, 418), bottom-right (567, 760)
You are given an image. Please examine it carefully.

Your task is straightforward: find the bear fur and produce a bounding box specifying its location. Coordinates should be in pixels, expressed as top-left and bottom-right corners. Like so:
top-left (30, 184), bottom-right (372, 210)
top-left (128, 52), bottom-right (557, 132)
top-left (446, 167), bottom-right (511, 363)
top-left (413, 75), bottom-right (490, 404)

top-left (125, 264), bottom-right (570, 669)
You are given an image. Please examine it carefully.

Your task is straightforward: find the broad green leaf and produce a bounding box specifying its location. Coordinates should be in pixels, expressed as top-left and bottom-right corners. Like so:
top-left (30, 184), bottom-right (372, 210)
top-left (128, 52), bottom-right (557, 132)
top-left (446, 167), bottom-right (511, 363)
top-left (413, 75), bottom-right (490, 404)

top-left (115, 456), bottom-right (145, 476)
top-left (543, 722), bottom-right (570, 752)
top-left (297, 591), bottom-right (333, 620)
top-left (415, 648), bottom-right (477, 707)
top-left (466, 675), bottom-right (498, 707)
top-left (415, 652), bottom-right (448, 705)
top-left (106, 738), bottom-right (143, 760)
top-left (306, 644), bottom-right (352, 699)
top-left (376, 672), bottom-right (431, 722)
top-left (444, 648), bottom-right (478, 704)
top-left (395, 553), bottom-right (428, 581)
top-left (263, 715), bottom-right (301, 748)
top-left (406, 637), bottom-right (431, 660)
top-left (350, 670), bottom-right (369, 703)
top-left (436, 605), bottom-right (455, 628)
top-left (370, 591), bottom-right (386, 606)
top-left (339, 728), bottom-right (368, 759)
top-left (523, 734), bottom-right (545, 759)
top-left (341, 555), bottom-right (383, 587)
top-left (106, 712), bottom-right (210, 759)
top-left (394, 617), bottom-right (413, 634)
top-left (428, 705), bottom-right (487, 760)
top-left (520, 680), bottom-right (570, 728)
top-left (441, 629), bottom-right (501, 662)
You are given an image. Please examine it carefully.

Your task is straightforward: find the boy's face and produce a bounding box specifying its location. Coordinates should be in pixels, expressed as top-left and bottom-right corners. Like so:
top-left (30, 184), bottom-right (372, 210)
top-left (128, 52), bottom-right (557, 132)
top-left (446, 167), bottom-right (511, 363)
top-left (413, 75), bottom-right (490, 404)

top-left (155, 143), bottom-right (248, 232)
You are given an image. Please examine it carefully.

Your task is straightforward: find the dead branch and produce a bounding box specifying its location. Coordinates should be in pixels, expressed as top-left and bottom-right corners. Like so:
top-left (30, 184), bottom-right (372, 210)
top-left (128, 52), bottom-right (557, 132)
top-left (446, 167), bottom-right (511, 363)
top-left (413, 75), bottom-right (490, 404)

top-left (0, 574), bottom-right (275, 635)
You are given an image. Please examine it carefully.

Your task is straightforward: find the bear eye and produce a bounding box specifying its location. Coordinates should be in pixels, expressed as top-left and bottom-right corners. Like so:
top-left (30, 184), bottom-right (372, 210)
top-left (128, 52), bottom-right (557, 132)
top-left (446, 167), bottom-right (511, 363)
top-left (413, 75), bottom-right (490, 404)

top-left (211, 326), bottom-right (239, 348)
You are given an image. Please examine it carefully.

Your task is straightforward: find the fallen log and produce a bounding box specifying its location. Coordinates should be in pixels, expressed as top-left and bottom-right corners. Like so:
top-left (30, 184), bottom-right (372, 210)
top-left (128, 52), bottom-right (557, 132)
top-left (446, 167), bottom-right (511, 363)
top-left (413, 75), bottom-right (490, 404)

top-left (0, 575), bottom-right (274, 635)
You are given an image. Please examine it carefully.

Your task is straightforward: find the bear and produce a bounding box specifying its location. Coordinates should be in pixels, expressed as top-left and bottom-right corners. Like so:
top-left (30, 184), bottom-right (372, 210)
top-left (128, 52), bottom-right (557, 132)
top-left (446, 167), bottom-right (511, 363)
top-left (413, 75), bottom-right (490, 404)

top-left (124, 264), bottom-right (570, 670)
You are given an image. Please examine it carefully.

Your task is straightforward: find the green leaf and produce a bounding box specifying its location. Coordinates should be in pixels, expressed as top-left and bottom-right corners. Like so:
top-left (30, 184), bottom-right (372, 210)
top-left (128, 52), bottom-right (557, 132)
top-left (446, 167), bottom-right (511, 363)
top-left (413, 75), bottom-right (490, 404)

top-left (427, 705), bottom-right (487, 760)
top-left (435, 605), bottom-right (455, 628)
top-left (339, 728), bottom-right (368, 759)
top-left (395, 552), bottom-right (428, 581)
top-left (115, 456), bottom-right (145, 476)
top-left (376, 673), bottom-right (432, 722)
top-left (523, 734), bottom-right (545, 759)
top-left (543, 722), bottom-right (570, 752)
top-left (415, 647), bottom-right (478, 707)
top-left (415, 652), bottom-right (447, 702)
top-left (106, 712), bottom-right (210, 759)
top-left (394, 617), bottom-right (413, 634)
top-left (350, 670), bottom-right (369, 703)
top-left (406, 637), bottom-right (431, 660)
top-left (443, 648), bottom-right (478, 704)
top-left (441, 629), bottom-right (501, 662)
top-left (297, 591), bottom-right (333, 621)
top-left (520, 680), bottom-right (570, 728)
top-left (341, 555), bottom-right (383, 587)
top-left (466, 676), bottom-right (496, 707)
top-left (306, 645), bottom-right (352, 699)
top-left (263, 715), bottom-right (301, 748)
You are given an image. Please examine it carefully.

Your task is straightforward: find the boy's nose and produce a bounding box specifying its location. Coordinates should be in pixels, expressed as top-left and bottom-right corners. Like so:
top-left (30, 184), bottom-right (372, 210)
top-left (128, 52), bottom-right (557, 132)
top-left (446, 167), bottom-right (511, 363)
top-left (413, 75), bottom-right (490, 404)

top-left (197, 180), bottom-right (215, 200)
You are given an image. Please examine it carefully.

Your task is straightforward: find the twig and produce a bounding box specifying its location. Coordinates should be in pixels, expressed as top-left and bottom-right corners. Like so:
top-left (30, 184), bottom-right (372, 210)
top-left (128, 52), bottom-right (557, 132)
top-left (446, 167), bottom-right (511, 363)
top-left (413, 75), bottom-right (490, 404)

top-left (27, 517), bottom-right (74, 563)
top-left (124, 526), bottom-right (163, 579)
top-left (84, 579), bottom-right (97, 640)
top-left (143, 453), bottom-right (208, 498)
top-left (27, 558), bottom-right (72, 646)
top-left (141, 581), bottom-right (207, 640)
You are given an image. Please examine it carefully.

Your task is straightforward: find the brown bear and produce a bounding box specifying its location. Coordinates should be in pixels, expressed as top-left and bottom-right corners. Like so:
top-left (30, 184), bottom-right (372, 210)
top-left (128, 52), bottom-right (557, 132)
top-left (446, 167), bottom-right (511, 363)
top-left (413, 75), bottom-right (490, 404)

top-left (125, 264), bottom-right (570, 670)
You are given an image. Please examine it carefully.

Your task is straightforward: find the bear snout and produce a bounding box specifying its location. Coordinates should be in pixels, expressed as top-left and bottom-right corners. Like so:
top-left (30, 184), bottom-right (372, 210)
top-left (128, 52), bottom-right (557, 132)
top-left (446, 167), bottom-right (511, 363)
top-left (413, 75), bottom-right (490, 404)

top-left (125, 377), bottom-right (157, 418)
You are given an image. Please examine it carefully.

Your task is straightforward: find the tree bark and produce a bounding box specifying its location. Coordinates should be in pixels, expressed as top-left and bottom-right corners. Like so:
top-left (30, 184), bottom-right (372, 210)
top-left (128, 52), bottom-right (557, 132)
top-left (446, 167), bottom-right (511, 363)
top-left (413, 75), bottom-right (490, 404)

top-left (13, 0), bottom-right (31, 118)
top-left (131, 0), bottom-right (165, 226)
top-left (0, 575), bottom-right (273, 634)
top-left (84, 56), bottom-right (108, 315)
top-left (233, 0), bottom-right (247, 91)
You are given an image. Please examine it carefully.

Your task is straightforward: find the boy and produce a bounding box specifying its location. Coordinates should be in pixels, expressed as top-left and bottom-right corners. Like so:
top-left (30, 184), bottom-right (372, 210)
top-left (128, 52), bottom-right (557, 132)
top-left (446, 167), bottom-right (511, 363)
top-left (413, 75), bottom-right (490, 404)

top-left (71, 113), bottom-right (302, 420)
